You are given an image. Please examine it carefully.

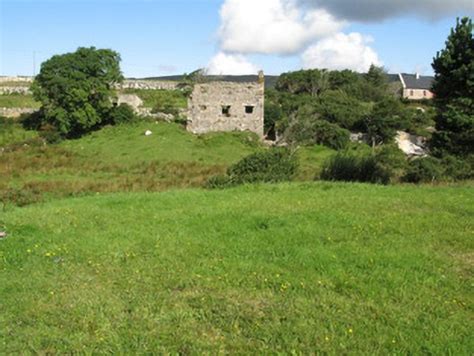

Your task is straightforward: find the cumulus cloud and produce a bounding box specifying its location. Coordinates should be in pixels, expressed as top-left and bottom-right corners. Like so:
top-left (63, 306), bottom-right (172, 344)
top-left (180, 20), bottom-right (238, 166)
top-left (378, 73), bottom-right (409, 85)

top-left (302, 32), bottom-right (381, 72)
top-left (207, 52), bottom-right (259, 75)
top-left (299, 0), bottom-right (474, 22)
top-left (218, 0), bottom-right (345, 55)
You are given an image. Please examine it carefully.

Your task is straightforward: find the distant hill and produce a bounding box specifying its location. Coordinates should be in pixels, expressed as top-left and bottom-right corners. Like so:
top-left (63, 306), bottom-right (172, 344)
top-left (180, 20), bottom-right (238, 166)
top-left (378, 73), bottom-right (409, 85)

top-left (129, 73), bottom-right (409, 89)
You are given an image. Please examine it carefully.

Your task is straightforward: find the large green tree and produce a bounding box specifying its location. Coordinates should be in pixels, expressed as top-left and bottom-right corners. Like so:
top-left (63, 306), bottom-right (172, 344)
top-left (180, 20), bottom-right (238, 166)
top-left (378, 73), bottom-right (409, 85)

top-left (32, 47), bottom-right (123, 137)
top-left (430, 17), bottom-right (474, 157)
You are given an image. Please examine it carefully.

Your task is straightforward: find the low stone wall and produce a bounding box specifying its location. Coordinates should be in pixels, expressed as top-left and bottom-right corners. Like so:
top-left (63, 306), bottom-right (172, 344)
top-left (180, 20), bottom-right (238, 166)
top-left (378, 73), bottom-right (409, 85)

top-left (0, 77), bottom-right (180, 92)
top-left (117, 80), bottom-right (179, 91)
top-left (0, 87), bottom-right (31, 95)
top-left (0, 107), bottom-right (37, 118)
top-left (0, 76), bottom-right (34, 83)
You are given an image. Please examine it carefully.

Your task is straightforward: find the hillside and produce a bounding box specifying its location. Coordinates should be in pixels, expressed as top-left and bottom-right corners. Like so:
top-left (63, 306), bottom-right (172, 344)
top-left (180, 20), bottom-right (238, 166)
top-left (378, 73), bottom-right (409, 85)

top-left (0, 120), bottom-right (333, 207)
top-left (1, 182), bottom-right (472, 353)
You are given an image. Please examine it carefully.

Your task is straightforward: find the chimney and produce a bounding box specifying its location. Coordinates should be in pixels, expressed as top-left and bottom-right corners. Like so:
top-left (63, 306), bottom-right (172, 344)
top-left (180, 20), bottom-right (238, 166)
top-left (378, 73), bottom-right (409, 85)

top-left (258, 70), bottom-right (265, 84)
top-left (416, 72), bottom-right (420, 80)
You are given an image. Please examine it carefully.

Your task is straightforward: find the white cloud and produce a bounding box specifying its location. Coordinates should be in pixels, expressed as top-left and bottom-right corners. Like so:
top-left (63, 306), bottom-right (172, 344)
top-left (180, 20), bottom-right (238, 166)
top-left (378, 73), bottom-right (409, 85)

top-left (302, 32), bottom-right (381, 72)
top-left (218, 0), bottom-right (345, 55)
top-left (299, 0), bottom-right (474, 22)
top-left (207, 52), bottom-right (259, 75)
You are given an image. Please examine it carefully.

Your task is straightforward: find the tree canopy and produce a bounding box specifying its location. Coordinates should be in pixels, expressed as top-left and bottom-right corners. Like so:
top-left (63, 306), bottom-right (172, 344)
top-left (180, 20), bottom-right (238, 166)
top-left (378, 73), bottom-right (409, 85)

top-left (430, 17), bottom-right (474, 157)
top-left (31, 47), bottom-right (124, 137)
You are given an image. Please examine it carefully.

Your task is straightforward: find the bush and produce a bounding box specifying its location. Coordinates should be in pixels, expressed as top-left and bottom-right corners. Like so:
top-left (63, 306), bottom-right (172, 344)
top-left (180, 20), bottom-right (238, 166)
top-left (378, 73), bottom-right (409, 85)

top-left (205, 175), bottom-right (233, 189)
top-left (108, 103), bottom-right (136, 125)
top-left (441, 154), bottom-right (474, 180)
top-left (285, 117), bottom-right (350, 150)
top-left (207, 148), bottom-right (299, 188)
top-left (318, 90), bottom-right (370, 130)
top-left (38, 124), bottom-right (62, 144)
top-left (364, 97), bottom-right (407, 145)
top-left (321, 146), bottom-right (407, 185)
top-left (229, 147), bottom-right (299, 184)
top-left (402, 157), bottom-right (444, 183)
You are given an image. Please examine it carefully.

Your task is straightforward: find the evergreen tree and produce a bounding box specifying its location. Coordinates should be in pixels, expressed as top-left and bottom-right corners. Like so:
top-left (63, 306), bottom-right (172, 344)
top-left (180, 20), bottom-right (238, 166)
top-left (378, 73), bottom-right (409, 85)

top-left (431, 17), bottom-right (474, 157)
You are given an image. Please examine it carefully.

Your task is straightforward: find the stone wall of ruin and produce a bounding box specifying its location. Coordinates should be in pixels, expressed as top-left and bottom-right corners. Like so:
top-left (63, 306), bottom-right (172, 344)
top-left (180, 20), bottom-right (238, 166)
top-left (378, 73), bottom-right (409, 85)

top-left (187, 80), bottom-right (264, 137)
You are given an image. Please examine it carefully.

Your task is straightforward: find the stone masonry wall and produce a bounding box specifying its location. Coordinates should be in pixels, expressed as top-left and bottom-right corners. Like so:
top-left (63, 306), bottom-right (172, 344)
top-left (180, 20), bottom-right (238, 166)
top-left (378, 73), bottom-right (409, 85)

top-left (0, 108), bottom-right (37, 118)
top-left (0, 87), bottom-right (31, 95)
top-left (187, 76), bottom-right (264, 137)
top-left (117, 80), bottom-right (179, 91)
top-left (0, 77), bottom-right (179, 94)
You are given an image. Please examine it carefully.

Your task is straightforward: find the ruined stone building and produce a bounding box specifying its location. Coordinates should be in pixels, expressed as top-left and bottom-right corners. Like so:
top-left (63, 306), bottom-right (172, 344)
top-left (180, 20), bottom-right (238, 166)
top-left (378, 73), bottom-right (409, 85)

top-left (187, 71), bottom-right (265, 137)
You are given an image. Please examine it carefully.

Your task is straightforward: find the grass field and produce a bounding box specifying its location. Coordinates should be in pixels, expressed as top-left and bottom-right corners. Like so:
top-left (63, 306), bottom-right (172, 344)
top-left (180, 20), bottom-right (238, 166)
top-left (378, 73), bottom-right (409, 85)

top-left (1, 182), bottom-right (472, 353)
top-left (0, 121), bottom-right (333, 207)
top-left (0, 94), bottom-right (40, 108)
top-left (121, 89), bottom-right (188, 111)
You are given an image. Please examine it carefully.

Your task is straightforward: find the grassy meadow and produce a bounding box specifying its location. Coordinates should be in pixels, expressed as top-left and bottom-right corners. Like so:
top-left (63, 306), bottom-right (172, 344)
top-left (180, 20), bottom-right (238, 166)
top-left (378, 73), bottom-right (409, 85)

top-left (1, 183), bottom-right (473, 353)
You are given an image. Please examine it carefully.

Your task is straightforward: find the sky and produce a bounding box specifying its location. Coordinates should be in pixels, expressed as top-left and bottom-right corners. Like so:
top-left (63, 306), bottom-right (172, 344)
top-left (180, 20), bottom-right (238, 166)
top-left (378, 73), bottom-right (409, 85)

top-left (0, 0), bottom-right (472, 77)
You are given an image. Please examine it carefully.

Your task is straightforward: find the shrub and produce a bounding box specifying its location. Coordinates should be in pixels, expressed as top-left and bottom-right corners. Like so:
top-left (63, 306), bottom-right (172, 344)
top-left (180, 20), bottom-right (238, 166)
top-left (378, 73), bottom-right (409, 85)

top-left (318, 90), bottom-right (370, 130)
top-left (228, 147), bottom-right (299, 184)
top-left (108, 103), bottom-right (136, 125)
top-left (364, 97), bottom-right (407, 145)
top-left (285, 117), bottom-right (350, 150)
top-left (38, 124), bottom-right (62, 144)
top-left (0, 186), bottom-right (43, 208)
top-left (402, 157), bottom-right (444, 183)
top-left (320, 146), bottom-right (407, 185)
top-left (205, 175), bottom-right (233, 189)
top-left (441, 154), bottom-right (474, 180)
top-left (207, 148), bottom-right (299, 188)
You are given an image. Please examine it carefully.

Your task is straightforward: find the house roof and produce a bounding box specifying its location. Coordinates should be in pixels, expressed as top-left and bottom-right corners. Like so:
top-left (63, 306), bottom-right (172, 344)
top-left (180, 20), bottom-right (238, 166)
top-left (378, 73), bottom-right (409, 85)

top-left (399, 73), bottom-right (434, 90)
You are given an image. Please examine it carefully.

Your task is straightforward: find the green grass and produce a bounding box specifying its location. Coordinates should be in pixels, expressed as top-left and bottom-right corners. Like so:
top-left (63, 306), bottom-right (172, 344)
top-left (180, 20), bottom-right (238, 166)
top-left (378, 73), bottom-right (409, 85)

top-left (121, 89), bottom-right (188, 110)
top-left (0, 118), bottom-right (38, 146)
top-left (0, 81), bottom-right (31, 87)
top-left (0, 94), bottom-right (40, 108)
top-left (0, 182), bottom-right (472, 353)
top-left (1, 121), bottom-right (332, 206)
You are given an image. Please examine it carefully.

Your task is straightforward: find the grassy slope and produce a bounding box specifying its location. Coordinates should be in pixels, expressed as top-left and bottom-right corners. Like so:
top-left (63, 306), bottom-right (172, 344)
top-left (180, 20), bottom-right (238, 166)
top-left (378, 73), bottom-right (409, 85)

top-left (0, 119), bottom-right (38, 146)
top-left (0, 182), bottom-right (472, 353)
top-left (121, 89), bottom-right (188, 109)
top-left (0, 94), bottom-right (40, 108)
top-left (0, 122), bottom-right (332, 205)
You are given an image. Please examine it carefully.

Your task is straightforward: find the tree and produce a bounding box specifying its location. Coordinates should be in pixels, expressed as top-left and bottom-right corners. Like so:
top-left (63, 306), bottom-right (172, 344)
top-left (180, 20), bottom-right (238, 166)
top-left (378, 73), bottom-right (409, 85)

top-left (364, 97), bottom-right (406, 146)
top-left (318, 90), bottom-right (371, 130)
top-left (276, 69), bottom-right (329, 97)
top-left (31, 47), bottom-right (123, 137)
top-left (430, 17), bottom-right (474, 157)
top-left (365, 64), bottom-right (387, 88)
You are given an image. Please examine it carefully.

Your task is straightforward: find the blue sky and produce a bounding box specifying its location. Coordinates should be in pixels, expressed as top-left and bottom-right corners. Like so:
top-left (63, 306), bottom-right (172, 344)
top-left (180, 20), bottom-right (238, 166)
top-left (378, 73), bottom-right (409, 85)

top-left (0, 0), bottom-right (472, 77)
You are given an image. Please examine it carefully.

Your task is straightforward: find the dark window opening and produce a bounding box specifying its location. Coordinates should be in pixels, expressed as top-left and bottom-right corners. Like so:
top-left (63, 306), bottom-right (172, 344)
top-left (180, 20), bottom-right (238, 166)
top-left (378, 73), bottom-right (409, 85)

top-left (222, 105), bottom-right (231, 116)
top-left (245, 105), bottom-right (255, 114)
top-left (423, 90), bottom-right (426, 97)
top-left (410, 90), bottom-right (414, 96)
